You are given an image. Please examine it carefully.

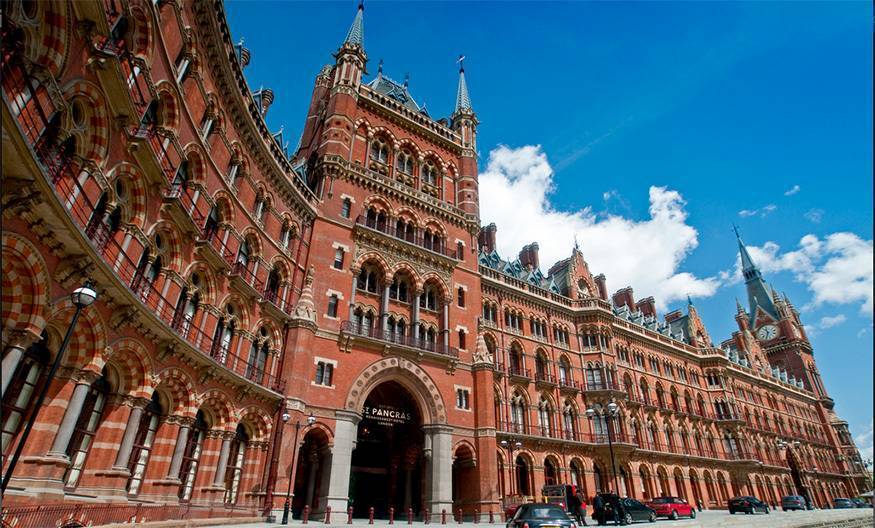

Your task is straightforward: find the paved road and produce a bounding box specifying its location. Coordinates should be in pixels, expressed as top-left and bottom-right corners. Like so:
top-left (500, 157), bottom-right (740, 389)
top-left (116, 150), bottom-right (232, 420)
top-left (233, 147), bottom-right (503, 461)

top-left (219, 509), bottom-right (873, 528)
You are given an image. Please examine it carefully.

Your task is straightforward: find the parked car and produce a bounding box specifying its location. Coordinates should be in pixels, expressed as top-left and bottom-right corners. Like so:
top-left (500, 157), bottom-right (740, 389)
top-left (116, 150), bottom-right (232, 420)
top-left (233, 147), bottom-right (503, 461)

top-left (781, 495), bottom-right (807, 511)
top-left (852, 498), bottom-right (873, 508)
top-left (507, 503), bottom-right (577, 528)
top-left (728, 496), bottom-right (770, 514)
top-left (644, 496), bottom-right (696, 520)
top-left (591, 494), bottom-right (656, 525)
top-left (833, 498), bottom-right (855, 509)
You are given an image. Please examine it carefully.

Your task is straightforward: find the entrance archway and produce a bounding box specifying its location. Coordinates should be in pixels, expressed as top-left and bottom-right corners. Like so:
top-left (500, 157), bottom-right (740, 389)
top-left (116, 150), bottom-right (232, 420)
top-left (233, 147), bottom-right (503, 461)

top-left (452, 444), bottom-right (477, 512)
top-left (516, 455), bottom-right (532, 496)
top-left (292, 427), bottom-right (331, 518)
top-left (350, 381), bottom-right (424, 518)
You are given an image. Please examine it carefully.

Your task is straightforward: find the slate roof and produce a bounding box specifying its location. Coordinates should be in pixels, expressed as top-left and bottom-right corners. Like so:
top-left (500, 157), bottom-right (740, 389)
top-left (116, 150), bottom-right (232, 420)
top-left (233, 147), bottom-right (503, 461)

top-left (478, 249), bottom-right (560, 293)
top-left (365, 72), bottom-right (422, 113)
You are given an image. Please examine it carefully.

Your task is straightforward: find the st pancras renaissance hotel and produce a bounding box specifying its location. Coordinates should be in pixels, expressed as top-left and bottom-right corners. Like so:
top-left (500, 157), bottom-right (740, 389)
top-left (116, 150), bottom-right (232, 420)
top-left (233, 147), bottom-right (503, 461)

top-left (0, 0), bottom-right (870, 526)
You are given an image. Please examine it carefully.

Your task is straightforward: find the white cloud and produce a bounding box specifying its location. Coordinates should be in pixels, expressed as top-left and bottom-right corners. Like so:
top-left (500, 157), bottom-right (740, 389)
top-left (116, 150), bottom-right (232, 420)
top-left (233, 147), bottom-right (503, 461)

top-left (784, 184), bottom-right (801, 196)
top-left (738, 204), bottom-right (777, 218)
top-left (854, 421), bottom-right (873, 462)
top-left (804, 208), bottom-right (824, 223)
top-left (731, 233), bottom-right (873, 316)
top-left (817, 314), bottom-right (846, 329)
top-left (479, 145), bottom-right (720, 311)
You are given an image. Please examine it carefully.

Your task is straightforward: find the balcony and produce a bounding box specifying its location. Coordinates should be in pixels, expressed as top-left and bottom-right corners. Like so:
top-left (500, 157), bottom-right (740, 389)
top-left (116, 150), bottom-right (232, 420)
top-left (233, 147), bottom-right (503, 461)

top-left (534, 370), bottom-right (557, 387)
top-left (161, 184), bottom-right (206, 235)
top-left (582, 379), bottom-right (626, 398)
top-left (228, 261), bottom-right (264, 300)
top-left (194, 228), bottom-right (233, 271)
top-left (340, 321), bottom-right (459, 361)
top-left (508, 366), bottom-right (532, 381)
top-left (260, 287), bottom-right (291, 321)
top-left (128, 124), bottom-right (181, 185)
top-left (715, 411), bottom-right (745, 426)
top-left (353, 215), bottom-right (462, 261)
top-left (493, 361), bottom-right (506, 376)
top-left (558, 378), bottom-right (581, 393)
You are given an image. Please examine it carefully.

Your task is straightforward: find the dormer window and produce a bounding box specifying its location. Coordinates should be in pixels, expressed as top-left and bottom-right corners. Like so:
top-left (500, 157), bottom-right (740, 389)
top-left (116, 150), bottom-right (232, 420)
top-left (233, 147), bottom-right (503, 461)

top-left (370, 138), bottom-right (389, 164)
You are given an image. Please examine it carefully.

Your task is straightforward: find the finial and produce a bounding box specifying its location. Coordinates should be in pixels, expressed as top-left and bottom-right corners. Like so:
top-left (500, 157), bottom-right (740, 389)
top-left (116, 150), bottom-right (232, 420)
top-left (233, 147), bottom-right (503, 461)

top-left (732, 224), bottom-right (741, 239)
top-left (574, 235), bottom-right (580, 252)
top-left (403, 72), bottom-right (409, 88)
top-left (687, 294), bottom-right (694, 306)
top-left (457, 54), bottom-right (465, 73)
top-left (237, 37), bottom-right (245, 46)
top-left (377, 58), bottom-right (383, 75)
top-left (358, 0), bottom-right (364, 10)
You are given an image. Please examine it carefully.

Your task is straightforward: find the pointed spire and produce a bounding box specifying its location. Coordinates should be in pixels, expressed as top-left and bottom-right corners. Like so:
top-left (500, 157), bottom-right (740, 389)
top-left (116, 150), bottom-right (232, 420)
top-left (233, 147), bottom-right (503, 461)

top-left (735, 225), bottom-right (758, 274)
top-left (343, 1), bottom-right (364, 48)
top-left (454, 55), bottom-right (472, 114)
top-left (377, 58), bottom-right (383, 76)
top-left (403, 72), bottom-right (409, 89)
top-left (687, 295), bottom-right (694, 307)
top-left (736, 298), bottom-right (745, 314)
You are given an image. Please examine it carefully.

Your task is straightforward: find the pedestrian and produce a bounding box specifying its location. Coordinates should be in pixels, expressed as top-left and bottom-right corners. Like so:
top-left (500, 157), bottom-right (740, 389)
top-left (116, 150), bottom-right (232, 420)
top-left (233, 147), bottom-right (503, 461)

top-left (593, 494), bottom-right (605, 526)
top-left (577, 492), bottom-right (588, 526)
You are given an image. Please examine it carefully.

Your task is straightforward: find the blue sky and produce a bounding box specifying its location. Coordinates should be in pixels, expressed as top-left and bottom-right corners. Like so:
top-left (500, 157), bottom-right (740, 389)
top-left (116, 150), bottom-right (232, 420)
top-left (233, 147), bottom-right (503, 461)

top-left (225, 1), bottom-right (873, 456)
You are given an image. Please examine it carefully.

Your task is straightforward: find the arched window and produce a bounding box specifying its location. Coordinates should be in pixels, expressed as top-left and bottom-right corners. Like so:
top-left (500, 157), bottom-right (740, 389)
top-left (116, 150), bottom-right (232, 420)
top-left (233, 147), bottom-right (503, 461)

top-left (510, 393), bottom-right (526, 433)
top-left (1, 334), bottom-right (49, 455)
top-left (585, 363), bottom-right (603, 390)
top-left (253, 192), bottom-right (266, 222)
top-left (236, 239), bottom-right (250, 267)
top-left (422, 161), bottom-right (438, 186)
top-left (172, 160), bottom-right (190, 189)
top-left (370, 137), bottom-right (389, 164)
top-left (420, 284), bottom-right (437, 311)
top-left (246, 328), bottom-right (270, 383)
top-left (562, 401), bottom-right (577, 440)
top-left (64, 371), bottom-right (111, 489)
top-left (212, 306), bottom-right (236, 364)
top-left (535, 353), bottom-right (548, 381)
top-left (203, 206), bottom-right (220, 240)
top-left (389, 275), bottom-right (409, 302)
top-left (558, 357), bottom-right (571, 385)
top-left (538, 397), bottom-right (552, 437)
top-left (356, 267), bottom-right (379, 294)
top-left (224, 424), bottom-right (249, 504)
top-left (179, 411), bottom-right (208, 501)
top-left (127, 392), bottom-right (163, 495)
top-left (265, 269), bottom-right (281, 301)
top-left (173, 274), bottom-right (201, 338)
top-left (396, 150), bottom-right (414, 174)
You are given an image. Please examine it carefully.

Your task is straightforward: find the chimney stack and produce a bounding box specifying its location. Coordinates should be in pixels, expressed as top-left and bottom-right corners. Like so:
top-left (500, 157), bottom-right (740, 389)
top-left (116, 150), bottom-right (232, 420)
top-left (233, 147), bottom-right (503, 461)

top-left (635, 297), bottom-right (656, 317)
top-left (478, 223), bottom-right (497, 253)
top-left (594, 274), bottom-right (608, 301)
top-left (519, 242), bottom-right (540, 271)
top-left (612, 287), bottom-right (634, 309)
top-left (664, 310), bottom-right (683, 324)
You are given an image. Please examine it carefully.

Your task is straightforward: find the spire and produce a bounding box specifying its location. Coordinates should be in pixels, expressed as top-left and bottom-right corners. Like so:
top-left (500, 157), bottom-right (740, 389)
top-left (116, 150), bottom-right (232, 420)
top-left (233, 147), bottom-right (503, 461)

top-left (343, 1), bottom-right (364, 48)
top-left (687, 295), bottom-right (694, 307)
top-left (736, 298), bottom-right (745, 314)
top-left (454, 55), bottom-right (472, 114)
top-left (735, 225), bottom-right (759, 276)
top-left (734, 226), bottom-right (778, 325)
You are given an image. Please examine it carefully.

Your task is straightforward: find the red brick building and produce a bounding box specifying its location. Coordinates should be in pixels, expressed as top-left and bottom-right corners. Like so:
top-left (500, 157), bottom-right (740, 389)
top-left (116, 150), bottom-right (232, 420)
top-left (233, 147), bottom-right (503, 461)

top-left (0, 0), bottom-right (868, 524)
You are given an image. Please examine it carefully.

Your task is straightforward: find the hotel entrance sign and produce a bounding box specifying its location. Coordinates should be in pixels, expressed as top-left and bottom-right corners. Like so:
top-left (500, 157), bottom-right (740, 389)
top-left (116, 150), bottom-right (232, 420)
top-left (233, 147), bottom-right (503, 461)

top-left (362, 404), bottom-right (412, 426)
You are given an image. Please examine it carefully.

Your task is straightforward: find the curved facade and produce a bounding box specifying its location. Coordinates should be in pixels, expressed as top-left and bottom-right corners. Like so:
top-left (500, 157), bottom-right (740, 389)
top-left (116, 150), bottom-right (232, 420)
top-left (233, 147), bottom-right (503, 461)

top-left (0, 0), bottom-right (868, 523)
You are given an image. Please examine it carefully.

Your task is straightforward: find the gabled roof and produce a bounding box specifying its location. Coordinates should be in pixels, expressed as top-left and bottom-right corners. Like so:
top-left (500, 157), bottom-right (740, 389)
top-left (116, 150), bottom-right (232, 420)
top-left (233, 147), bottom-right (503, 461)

top-left (365, 72), bottom-right (421, 112)
top-left (478, 249), bottom-right (560, 293)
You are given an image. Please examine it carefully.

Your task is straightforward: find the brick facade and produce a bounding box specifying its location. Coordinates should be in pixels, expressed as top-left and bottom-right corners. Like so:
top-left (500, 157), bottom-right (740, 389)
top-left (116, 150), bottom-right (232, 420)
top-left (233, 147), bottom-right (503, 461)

top-left (0, 0), bottom-right (868, 523)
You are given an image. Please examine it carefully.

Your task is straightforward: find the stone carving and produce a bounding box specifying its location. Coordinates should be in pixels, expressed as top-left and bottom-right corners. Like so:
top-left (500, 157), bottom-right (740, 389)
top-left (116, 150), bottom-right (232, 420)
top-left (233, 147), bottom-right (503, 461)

top-left (291, 266), bottom-right (317, 323)
top-left (472, 333), bottom-right (493, 366)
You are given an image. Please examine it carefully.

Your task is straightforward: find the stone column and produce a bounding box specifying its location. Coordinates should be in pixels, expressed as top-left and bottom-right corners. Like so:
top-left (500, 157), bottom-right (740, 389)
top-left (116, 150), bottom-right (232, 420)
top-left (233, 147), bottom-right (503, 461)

top-left (424, 424), bottom-right (453, 514)
top-left (47, 377), bottom-right (93, 456)
top-left (168, 421), bottom-right (192, 479)
top-left (412, 292), bottom-right (421, 339)
top-left (113, 403), bottom-right (145, 469)
top-left (1, 345), bottom-right (25, 396)
top-left (325, 410), bottom-right (360, 513)
top-left (213, 433), bottom-right (233, 486)
top-left (381, 283), bottom-right (391, 332)
top-left (442, 302), bottom-right (450, 348)
top-left (304, 449), bottom-right (319, 508)
top-left (349, 273), bottom-right (358, 322)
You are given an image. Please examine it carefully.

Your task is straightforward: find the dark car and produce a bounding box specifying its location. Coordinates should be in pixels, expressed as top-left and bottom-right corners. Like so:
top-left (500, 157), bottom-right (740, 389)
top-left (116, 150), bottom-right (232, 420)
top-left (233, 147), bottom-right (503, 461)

top-left (852, 498), bottom-right (873, 508)
top-left (591, 494), bottom-right (656, 525)
top-left (644, 496), bottom-right (695, 520)
top-left (728, 496), bottom-right (770, 515)
top-left (781, 495), bottom-right (806, 511)
top-left (507, 503), bottom-right (577, 528)
top-left (833, 498), bottom-right (855, 509)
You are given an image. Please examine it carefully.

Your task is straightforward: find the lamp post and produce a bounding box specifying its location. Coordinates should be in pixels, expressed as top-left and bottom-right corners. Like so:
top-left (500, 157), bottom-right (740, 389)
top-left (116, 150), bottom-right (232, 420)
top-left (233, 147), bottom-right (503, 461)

top-left (500, 438), bottom-right (523, 497)
top-left (1, 280), bottom-right (97, 494)
top-left (281, 412), bottom-right (316, 525)
top-left (587, 401), bottom-right (621, 495)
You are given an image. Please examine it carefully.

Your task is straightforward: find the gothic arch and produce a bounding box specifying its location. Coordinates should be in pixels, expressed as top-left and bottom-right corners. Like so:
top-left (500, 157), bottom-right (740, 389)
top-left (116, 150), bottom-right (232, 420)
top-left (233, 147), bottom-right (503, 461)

top-left (105, 162), bottom-right (147, 228)
top-left (237, 406), bottom-right (273, 442)
top-left (198, 388), bottom-right (236, 431)
top-left (104, 337), bottom-right (154, 398)
top-left (1, 232), bottom-right (50, 339)
top-left (47, 296), bottom-right (107, 372)
top-left (62, 79), bottom-right (110, 166)
top-left (154, 367), bottom-right (197, 417)
top-left (345, 356), bottom-right (447, 424)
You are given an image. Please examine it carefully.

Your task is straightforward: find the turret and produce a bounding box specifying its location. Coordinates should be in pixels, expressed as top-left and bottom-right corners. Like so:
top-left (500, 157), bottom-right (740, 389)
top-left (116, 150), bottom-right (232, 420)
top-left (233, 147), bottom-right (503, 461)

top-left (451, 56), bottom-right (479, 217)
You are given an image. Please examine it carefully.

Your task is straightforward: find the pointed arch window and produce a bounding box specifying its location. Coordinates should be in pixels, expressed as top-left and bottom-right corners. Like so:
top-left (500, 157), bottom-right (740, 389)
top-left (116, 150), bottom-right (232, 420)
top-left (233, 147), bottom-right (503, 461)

top-left (64, 372), bottom-right (111, 489)
top-left (1, 335), bottom-right (49, 455)
top-left (179, 411), bottom-right (208, 501)
top-left (127, 392), bottom-right (163, 495)
top-left (396, 150), bottom-right (414, 174)
top-left (422, 161), bottom-right (438, 186)
top-left (370, 137), bottom-right (389, 164)
top-left (223, 425), bottom-right (249, 504)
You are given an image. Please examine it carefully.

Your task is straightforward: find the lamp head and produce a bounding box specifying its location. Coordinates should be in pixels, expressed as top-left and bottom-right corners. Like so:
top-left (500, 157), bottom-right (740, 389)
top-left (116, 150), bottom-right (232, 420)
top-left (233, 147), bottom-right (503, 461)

top-left (585, 408), bottom-right (595, 418)
top-left (307, 413), bottom-right (316, 426)
top-left (282, 412), bottom-right (291, 423)
top-left (71, 279), bottom-right (98, 308)
top-left (607, 401), bottom-right (619, 415)
top-left (500, 439), bottom-right (508, 448)
top-left (514, 440), bottom-right (522, 449)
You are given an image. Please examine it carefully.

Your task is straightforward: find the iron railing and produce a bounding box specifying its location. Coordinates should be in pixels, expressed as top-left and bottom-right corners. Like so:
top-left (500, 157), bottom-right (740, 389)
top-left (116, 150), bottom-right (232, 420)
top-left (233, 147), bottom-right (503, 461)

top-left (341, 321), bottom-right (459, 358)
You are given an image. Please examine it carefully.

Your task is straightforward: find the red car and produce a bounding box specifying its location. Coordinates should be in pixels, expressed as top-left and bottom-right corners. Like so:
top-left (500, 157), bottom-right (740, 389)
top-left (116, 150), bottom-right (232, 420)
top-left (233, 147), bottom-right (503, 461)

top-left (644, 496), bottom-right (696, 520)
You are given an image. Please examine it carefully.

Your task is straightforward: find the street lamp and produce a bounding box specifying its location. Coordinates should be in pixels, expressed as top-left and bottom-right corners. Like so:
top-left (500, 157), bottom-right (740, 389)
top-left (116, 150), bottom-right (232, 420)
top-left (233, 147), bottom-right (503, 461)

top-left (586, 401), bottom-right (621, 495)
top-left (1, 280), bottom-right (97, 494)
top-left (281, 412), bottom-right (316, 525)
top-left (500, 438), bottom-right (523, 497)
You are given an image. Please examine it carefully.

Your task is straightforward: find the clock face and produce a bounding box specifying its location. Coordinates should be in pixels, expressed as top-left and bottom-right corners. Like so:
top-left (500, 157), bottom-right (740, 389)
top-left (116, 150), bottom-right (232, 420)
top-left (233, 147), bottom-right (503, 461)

top-left (757, 324), bottom-right (779, 341)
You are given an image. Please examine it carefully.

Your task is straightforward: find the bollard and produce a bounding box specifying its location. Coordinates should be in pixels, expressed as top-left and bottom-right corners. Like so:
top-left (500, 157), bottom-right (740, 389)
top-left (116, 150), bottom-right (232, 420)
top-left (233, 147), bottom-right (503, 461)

top-left (369, 506), bottom-right (375, 525)
top-left (489, 510), bottom-right (494, 524)
top-left (474, 509), bottom-right (479, 524)
top-left (457, 508), bottom-right (463, 524)
top-left (303, 505), bottom-right (311, 524)
top-left (348, 507), bottom-right (354, 525)
top-left (408, 507), bottom-right (413, 525)
top-left (424, 509), bottom-right (430, 525)
top-left (389, 507), bottom-right (395, 525)
top-left (441, 509), bottom-right (447, 525)
top-left (325, 506), bottom-right (332, 525)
